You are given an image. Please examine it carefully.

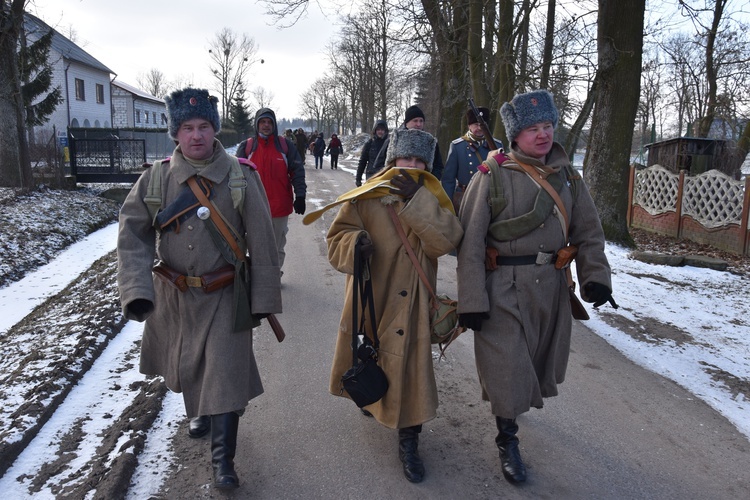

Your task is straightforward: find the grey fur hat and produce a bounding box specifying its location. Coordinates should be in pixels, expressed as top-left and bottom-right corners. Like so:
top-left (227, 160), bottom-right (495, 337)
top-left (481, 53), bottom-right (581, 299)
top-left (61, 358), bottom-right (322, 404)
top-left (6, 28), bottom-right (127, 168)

top-left (500, 89), bottom-right (558, 142)
top-left (385, 128), bottom-right (437, 171)
top-left (165, 88), bottom-right (221, 139)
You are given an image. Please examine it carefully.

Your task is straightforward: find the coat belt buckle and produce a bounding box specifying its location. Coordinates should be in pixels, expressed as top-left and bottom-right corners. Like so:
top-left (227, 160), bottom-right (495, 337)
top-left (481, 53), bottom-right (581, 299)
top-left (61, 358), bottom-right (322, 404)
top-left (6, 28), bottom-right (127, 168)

top-left (185, 276), bottom-right (203, 288)
top-left (535, 252), bottom-right (554, 265)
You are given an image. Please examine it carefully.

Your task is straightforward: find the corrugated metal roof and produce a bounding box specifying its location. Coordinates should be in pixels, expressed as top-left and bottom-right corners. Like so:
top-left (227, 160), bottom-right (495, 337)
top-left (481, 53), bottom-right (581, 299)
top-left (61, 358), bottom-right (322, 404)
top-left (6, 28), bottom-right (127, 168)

top-left (24, 12), bottom-right (113, 75)
top-left (112, 79), bottom-right (165, 104)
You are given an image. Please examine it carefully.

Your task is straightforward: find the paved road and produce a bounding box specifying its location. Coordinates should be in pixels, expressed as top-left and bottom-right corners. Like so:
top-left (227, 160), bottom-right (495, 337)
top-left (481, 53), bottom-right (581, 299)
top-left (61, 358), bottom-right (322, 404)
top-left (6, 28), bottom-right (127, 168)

top-left (159, 158), bottom-right (750, 499)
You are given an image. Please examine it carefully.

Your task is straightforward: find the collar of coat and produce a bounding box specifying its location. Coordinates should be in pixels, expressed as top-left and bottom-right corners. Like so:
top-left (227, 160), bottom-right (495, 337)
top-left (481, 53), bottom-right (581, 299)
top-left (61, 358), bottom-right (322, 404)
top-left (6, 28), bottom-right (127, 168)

top-left (170, 139), bottom-right (234, 185)
top-left (303, 167), bottom-right (454, 225)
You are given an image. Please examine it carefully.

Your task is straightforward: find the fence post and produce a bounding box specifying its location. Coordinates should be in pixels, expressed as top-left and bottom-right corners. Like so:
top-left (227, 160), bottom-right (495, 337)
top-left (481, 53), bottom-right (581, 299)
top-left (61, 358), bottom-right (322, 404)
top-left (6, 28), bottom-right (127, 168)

top-left (676, 170), bottom-right (686, 238)
top-left (741, 176), bottom-right (750, 255)
top-left (627, 164), bottom-right (636, 227)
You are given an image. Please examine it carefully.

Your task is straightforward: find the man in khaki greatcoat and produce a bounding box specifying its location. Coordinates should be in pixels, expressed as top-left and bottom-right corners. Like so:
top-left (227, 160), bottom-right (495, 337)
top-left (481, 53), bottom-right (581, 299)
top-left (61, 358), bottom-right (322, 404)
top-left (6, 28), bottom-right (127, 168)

top-left (117, 88), bottom-right (281, 490)
top-left (456, 89), bottom-right (617, 485)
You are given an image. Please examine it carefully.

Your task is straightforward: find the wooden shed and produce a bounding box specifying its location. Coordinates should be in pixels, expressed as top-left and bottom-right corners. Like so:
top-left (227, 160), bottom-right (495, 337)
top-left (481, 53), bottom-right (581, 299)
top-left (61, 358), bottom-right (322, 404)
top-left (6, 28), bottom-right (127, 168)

top-left (645, 137), bottom-right (727, 175)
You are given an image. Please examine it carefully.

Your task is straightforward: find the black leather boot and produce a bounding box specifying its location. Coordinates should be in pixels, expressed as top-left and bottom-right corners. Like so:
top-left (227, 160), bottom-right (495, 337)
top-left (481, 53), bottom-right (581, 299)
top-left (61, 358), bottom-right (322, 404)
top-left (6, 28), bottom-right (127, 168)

top-left (495, 417), bottom-right (526, 483)
top-left (188, 415), bottom-right (210, 438)
top-left (398, 425), bottom-right (425, 483)
top-left (211, 412), bottom-right (240, 489)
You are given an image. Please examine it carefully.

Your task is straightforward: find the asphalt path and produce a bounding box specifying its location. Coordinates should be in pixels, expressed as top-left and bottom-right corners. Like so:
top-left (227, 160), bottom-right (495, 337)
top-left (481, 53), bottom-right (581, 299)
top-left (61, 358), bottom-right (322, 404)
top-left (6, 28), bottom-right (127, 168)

top-left (160, 157), bottom-right (750, 499)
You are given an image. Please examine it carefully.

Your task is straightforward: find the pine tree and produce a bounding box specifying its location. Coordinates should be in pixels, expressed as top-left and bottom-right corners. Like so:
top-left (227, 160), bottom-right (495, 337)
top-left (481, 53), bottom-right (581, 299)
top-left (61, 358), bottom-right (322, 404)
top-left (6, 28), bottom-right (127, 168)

top-left (229, 88), bottom-right (253, 137)
top-left (19, 27), bottom-right (62, 130)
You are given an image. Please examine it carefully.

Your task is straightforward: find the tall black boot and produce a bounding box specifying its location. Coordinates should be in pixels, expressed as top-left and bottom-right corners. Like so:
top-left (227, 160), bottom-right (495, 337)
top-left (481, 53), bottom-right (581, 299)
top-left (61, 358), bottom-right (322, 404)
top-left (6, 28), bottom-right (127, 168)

top-left (495, 417), bottom-right (526, 483)
top-left (188, 415), bottom-right (210, 438)
top-left (398, 425), bottom-right (425, 483)
top-left (211, 412), bottom-right (240, 489)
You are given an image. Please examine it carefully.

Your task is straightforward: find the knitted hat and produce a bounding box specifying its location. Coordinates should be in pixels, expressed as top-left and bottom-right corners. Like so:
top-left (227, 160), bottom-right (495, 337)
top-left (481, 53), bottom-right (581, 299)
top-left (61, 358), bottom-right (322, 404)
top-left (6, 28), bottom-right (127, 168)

top-left (165, 88), bottom-right (220, 139)
top-left (403, 105), bottom-right (425, 125)
top-left (385, 128), bottom-right (437, 171)
top-left (500, 89), bottom-right (558, 142)
top-left (466, 106), bottom-right (491, 127)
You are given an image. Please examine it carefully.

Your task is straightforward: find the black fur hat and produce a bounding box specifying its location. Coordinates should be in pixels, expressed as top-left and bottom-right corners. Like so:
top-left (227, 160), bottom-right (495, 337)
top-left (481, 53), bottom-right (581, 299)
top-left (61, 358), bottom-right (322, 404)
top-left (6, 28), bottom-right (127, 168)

top-left (165, 88), bottom-right (221, 139)
top-left (385, 128), bottom-right (437, 171)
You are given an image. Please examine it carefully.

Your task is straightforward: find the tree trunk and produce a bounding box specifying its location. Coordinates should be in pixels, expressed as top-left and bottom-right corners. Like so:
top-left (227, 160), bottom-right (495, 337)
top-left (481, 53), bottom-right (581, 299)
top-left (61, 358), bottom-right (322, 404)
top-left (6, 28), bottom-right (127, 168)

top-left (583, 0), bottom-right (645, 246)
top-left (563, 76), bottom-right (598, 157)
top-left (697, 0), bottom-right (727, 138)
top-left (493, 0), bottom-right (515, 146)
top-left (0, 0), bottom-right (32, 189)
top-left (468, 0), bottom-right (489, 106)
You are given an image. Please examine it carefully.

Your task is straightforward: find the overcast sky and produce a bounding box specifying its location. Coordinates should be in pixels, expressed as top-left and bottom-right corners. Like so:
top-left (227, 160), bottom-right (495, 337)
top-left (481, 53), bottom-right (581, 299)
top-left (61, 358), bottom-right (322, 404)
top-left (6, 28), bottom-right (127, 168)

top-left (32, 0), bottom-right (349, 118)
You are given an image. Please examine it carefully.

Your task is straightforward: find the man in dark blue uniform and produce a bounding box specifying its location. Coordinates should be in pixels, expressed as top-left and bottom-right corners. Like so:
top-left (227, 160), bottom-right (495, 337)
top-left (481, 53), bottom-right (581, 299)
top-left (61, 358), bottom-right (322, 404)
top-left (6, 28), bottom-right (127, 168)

top-left (441, 106), bottom-right (504, 212)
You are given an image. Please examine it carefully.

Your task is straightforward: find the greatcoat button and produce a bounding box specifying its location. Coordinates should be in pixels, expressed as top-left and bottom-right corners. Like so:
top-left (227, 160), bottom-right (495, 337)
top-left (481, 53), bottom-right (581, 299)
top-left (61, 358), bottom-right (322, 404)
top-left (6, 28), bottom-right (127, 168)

top-left (399, 290), bottom-right (407, 297)
top-left (188, 244), bottom-right (194, 250)
top-left (187, 225), bottom-right (194, 231)
top-left (539, 244), bottom-right (545, 249)
top-left (396, 329), bottom-right (404, 336)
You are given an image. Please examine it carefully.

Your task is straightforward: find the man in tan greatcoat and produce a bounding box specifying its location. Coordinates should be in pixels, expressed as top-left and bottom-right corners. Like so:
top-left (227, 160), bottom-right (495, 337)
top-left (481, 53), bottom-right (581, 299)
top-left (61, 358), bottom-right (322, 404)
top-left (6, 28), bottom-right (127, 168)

top-left (326, 128), bottom-right (463, 483)
top-left (117, 88), bottom-right (281, 490)
top-left (456, 89), bottom-right (617, 485)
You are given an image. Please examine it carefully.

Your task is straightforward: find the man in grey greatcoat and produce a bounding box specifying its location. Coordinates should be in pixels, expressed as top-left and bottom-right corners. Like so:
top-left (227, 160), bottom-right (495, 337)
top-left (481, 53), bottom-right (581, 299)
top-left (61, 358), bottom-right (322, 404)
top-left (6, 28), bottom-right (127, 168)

top-left (441, 105), bottom-right (504, 213)
top-left (117, 88), bottom-right (282, 490)
top-left (456, 89), bottom-right (617, 485)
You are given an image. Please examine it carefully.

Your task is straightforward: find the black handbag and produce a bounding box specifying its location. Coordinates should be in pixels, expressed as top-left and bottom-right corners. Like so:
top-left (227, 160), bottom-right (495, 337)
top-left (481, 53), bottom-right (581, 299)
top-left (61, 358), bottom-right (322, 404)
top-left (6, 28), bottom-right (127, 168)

top-left (341, 241), bottom-right (388, 408)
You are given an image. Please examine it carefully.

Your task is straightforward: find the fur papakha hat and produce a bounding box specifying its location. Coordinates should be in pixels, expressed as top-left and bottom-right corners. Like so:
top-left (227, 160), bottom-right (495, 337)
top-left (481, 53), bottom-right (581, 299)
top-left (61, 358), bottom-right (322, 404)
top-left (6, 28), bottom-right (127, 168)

top-left (500, 89), bottom-right (558, 142)
top-left (385, 128), bottom-right (437, 171)
top-left (165, 88), bottom-right (221, 139)
top-left (466, 106), bottom-right (491, 127)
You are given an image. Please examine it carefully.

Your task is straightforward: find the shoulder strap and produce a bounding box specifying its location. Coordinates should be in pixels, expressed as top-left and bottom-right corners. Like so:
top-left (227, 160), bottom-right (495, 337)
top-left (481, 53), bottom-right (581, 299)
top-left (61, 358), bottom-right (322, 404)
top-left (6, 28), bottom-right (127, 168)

top-left (387, 205), bottom-right (438, 302)
top-left (228, 157), bottom-right (248, 211)
top-left (244, 138), bottom-right (255, 158)
top-left (186, 176), bottom-right (245, 262)
top-left (144, 159), bottom-right (165, 226)
top-left (483, 155), bottom-right (507, 221)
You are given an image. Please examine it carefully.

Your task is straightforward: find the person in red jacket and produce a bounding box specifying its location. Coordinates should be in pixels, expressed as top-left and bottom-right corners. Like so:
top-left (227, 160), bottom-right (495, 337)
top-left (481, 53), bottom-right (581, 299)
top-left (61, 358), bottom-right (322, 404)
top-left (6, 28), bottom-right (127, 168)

top-left (326, 133), bottom-right (343, 170)
top-left (236, 108), bottom-right (307, 271)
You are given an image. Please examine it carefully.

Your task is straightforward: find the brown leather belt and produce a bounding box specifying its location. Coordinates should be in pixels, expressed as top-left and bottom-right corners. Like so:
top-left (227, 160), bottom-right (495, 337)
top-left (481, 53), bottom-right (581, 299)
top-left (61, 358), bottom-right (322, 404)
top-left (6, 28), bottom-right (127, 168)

top-left (153, 261), bottom-right (234, 293)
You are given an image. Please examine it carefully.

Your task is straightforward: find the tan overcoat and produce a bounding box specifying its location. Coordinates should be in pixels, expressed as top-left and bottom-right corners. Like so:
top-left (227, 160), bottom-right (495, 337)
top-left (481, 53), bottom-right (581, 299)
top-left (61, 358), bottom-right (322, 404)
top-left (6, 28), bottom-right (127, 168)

top-left (117, 142), bottom-right (282, 418)
top-left (457, 143), bottom-right (611, 418)
top-left (327, 186), bottom-right (463, 429)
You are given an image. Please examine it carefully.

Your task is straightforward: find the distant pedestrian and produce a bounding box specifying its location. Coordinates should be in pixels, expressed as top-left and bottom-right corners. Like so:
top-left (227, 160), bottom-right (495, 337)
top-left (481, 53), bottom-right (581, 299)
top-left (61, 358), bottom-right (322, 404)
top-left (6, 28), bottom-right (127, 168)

top-left (295, 128), bottom-right (308, 160)
top-left (313, 132), bottom-right (326, 169)
top-left (355, 120), bottom-right (388, 186)
top-left (326, 133), bottom-right (343, 169)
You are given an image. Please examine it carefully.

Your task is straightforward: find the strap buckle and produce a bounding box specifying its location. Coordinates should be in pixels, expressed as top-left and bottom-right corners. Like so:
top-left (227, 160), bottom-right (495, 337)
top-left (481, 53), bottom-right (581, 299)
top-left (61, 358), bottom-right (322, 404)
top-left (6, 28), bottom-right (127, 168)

top-left (185, 276), bottom-right (203, 288)
top-left (535, 252), bottom-right (554, 265)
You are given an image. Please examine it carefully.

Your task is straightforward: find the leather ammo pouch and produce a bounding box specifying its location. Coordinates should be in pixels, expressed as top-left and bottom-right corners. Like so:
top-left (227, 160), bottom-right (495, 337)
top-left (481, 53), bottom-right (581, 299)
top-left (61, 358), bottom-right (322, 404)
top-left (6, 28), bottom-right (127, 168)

top-left (555, 245), bottom-right (578, 270)
top-left (153, 261), bottom-right (188, 292)
top-left (200, 265), bottom-right (235, 293)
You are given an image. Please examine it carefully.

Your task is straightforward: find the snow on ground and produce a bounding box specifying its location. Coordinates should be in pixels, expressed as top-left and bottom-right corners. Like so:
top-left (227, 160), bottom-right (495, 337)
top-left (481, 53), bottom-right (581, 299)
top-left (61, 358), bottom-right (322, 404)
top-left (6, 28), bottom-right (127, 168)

top-left (0, 164), bottom-right (748, 494)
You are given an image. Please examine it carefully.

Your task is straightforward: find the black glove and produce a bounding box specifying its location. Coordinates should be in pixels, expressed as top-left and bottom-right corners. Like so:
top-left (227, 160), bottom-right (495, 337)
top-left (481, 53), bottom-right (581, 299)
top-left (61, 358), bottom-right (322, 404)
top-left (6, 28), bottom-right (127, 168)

top-left (389, 169), bottom-right (423, 200)
top-left (355, 178), bottom-right (362, 187)
top-left (583, 282), bottom-right (619, 309)
top-left (458, 312), bottom-right (490, 331)
top-left (293, 197), bottom-right (306, 215)
top-left (357, 235), bottom-right (374, 260)
top-left (254, 313), bottom-right (270, 320)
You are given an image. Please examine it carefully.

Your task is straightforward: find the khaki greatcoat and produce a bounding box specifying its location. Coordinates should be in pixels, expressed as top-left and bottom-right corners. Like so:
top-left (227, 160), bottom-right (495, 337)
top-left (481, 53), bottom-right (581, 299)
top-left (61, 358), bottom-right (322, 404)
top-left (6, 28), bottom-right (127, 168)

top-left (117, 142), bottom-right (282, 418)
top-left (457, 143), bottom-right (611, 418)
top-left (327, 186), bottom-right (463, 429)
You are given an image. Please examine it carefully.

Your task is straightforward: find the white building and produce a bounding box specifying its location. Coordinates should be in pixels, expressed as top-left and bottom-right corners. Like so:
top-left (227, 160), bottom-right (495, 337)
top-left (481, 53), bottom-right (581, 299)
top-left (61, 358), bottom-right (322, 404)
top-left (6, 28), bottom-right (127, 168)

top-left (111, 80), bottom-right (166, 129)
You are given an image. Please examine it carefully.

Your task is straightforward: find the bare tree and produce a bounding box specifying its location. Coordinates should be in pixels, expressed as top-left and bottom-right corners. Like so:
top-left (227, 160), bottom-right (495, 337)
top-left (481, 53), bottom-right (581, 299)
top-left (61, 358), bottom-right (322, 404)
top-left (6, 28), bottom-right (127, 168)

top-left (208, 28), bottom-right (258, 124)
top-left (250, 86), bottom-right (275, 111)
top-left (137, 68), bottom-right (169, 98)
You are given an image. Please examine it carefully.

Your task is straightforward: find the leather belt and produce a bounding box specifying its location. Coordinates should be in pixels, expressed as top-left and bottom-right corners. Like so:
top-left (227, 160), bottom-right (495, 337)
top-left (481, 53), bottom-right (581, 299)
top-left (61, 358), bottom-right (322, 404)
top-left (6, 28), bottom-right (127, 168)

top-left (185, 276), bottom-right (203, 288)
top-left (496, 252), bottom-right (557, 266)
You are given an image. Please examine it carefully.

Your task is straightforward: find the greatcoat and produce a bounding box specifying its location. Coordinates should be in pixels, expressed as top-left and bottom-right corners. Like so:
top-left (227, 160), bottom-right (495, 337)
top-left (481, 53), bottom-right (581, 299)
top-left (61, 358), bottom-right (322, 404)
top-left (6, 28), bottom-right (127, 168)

top-left (327, 181), bottom-right (463, 429)
top-left (117, 141), bottom-right (282, 418)
top-left (457, 143), bottom-right (611, 418)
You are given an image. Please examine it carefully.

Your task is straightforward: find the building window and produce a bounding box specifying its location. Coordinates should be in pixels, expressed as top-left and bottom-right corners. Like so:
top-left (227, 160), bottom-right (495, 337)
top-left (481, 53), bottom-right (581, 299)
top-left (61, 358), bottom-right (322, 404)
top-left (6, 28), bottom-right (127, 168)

top-left (153, 112), bottom-right (157, 124)
top-left (96, 84), bottom-right (104, 104)
top-left (145, 111), bottom-right (149, 123)
top-left (161, 113), bottom-right (167, 125)
top-left (75, 78), bottom-right (85, 100)
top-left (135, 110), bottom-right (140, 124)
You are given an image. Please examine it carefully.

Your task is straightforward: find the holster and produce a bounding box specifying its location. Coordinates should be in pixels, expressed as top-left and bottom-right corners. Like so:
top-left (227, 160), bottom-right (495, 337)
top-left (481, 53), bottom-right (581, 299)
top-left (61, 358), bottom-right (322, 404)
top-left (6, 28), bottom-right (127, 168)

top-left (200, 265), bottom-right (235, 293)
top-left (555, 245), bottom-right (578, 270)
